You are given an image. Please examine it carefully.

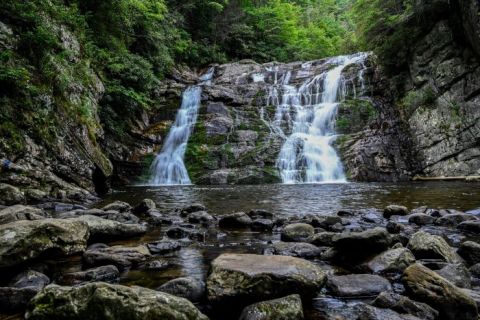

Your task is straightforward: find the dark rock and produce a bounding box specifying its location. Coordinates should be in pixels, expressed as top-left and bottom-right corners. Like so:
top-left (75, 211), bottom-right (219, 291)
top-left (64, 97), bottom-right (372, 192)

top-left (470, 263), bottom-right (480, 278)
top-left (435, 263), bottom-right (471, 288)
top-left (0, 205), bottom-right (46, 224)
top-left (239, 294), bottom-right (304, 320)
top-left (70, 215), bottom-right (146, 240)
top-left (26, 283), bottom-right (208, 320)
top-left (58, 265), bottom-right (120, 285)
top-left (332, 227), bottom-right (391, 255)
top-left (102, 210), bottom-right (140, 224)
top-left (281, 223), bottom-right (314, 242)
top-left (147, 239), bottom-right (182, 254)
top-left (408, 213), bottom-right (435, 226)
top-left (251, 219), bottom-right (274, 231)
top-left (372, 291), bottom-right (438, 320)
top-left (166, 226), bottom-right (206, 241)
top-left (219, 212), bottom-right (252, 228)
top-left (101, 200), bottom-right (132, 212)
top-left (407, 231), bottom-right (461, 263)
top-left (187, 211), bottom-right (214, 225)
top-left (83, 245), bottom-right (151, 271)
top-left (384, 205), bottom-right (409, 218)
top-left (9, 270), bottom-right (50, 290)
top-left (403, 263), bottom-right (478, 320)
top-left (132, 198), bottom-right (156, 215)
top-left (310, 232), bottom-right (336, 247)
top-left (0, 183), bottom-right (25, 206)
top-left (269, 242), bottom-right (322, 259)
top-left (386, 221), bottom-right (405, 234)
top-left (311, 216), bottom-right (342, 230)
top-left (327, 274), bottom-right (392, 298)
top-left (365, 248), bottom-right (416, 274)
top-left (354, 303), bottom-right (420, 320)
top-left (459, 220), bottom-right (480, 234)
top-left (458, 241), bottom-right (480, 266)
top-left (248, 209), bottom-right (274, 219)
top-left (158, 277), bottom-right (206, 302)
top-left (181, 203), bottom-right (206, 216)
top-left (140, 259), bottom-right (170, 270)
top-left (436, 213), bottom-right (477, 227)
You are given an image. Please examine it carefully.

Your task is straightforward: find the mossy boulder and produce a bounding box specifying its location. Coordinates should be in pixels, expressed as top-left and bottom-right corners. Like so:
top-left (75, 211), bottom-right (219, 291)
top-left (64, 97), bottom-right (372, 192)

top-left (407, 231), bottom-right (461, 263)
top-left (239, 294), bottom-right (304, 320)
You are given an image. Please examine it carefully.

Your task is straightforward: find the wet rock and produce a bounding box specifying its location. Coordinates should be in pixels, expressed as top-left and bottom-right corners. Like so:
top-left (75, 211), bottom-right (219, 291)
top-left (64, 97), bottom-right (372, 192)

top-left (187, 211), bottom-right (214, 225)
top-left (462, 288), bottom-right (480, 310)
top-left (166, 226), bottom-right (206, 241)
top-left (311, 216), bottom-right (342, 230)
top-left (83, 245), bottom-right (151, 271)
top-left (24, 189), bottom-right (48, 203)
top-left (470, 263), bottom-right (480, 278)
top-left (59, 265), bottom-right (120, 285)
top-left (219, 212), bottom-right (253, 228)
top-left (408, 213), bottom-right (435, 226)
top-left (0, 205), bottom-right (46, 224)
top-left (281, 223), bottom-right (314, 242)
top-left (157, 277), bottom-right (206, 303)
top-left (269, 242), bottom-right (322, 259)
top-left (140, 259), bottom-right (170, 270)
top-left (239, 294), bottom-right (304, 320)
top-left (101, 200), bottom-right (132, 212)
top-left (403, 263), bottom-right (478, 320)
top-left (147, 239), bottom-right (182, 254)
top-left (458, 220), bottom-right (480, 234)
top-left (0, 219), bottom-right (89, 268)
top-left (248, 209), bottom-right (274, 219)
top-left (10, 270), bottom-right (50, 290)
top-left (132, 198), bottom-right (156, 215)
top-left (332, 227), bottom-right (391, 254)
top-left (327, 274), bottom-right (392, 298)
top-left (70, 215), bottom-right (146, 240)
top-left (458, 241), bottom-right (480, 265)
top-left (181, 203), bottom-right (206, 216)
top-left (25, 282), bottom-right (208, 320)
top-left (0, 183), bottom-right (25, 206)
top-left (436, 213), bottom-right (477, 227)
top-left (251, 219), bottom-right (274, 231)
top-left (102, 210), bottom-right (140, 224)
top-left (407, 231), bottom-right (461, 263)
top-left (207, 253), bottom-right (326, 308)
top-left (355, 303), bottom-right (420, 320)
top-left (372, 291), bottom-right (438, 320)
top-left (365, 248), bottom-right (416, 274)
top-left (384, 205), bottom-right (409, 218)
top-left (435, 263), bottom-right (471, 288)
top-left (386, 221), bottom-right (405, 234)
top-left (310, 232), bottom-right (336, 247)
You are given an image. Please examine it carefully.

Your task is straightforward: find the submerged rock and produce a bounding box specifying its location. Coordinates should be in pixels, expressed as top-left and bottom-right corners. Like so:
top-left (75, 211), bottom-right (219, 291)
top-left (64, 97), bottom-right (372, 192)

top-left (372, 291), bottom-right (438, 320)
top-left (157, 277), bottom-right (206, 303)
top-left (25, 282), bottom-right (208, 320)
top-left (0, 219), bottom-right (89, 268)
top-left (207, 253), bottom-right (325, 308)
top-left (218, 212), bottom-right (252, 228)
top-left (281, 223), bottom-right (314, 242)
top-left (326, 274), bottom-right (392, 298)
top-left (239, 294), bottom-right (304, 320)
top-left (403, 263), bottom-right (478, 320)
top-left (58, 265), bottom-right (120, 285)
top-left (407, 231), bottom-right (461, 263)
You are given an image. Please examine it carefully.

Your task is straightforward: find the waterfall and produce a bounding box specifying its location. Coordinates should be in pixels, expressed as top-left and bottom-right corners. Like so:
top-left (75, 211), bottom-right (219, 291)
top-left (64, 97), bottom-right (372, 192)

top-left (149, 68), bottom-right (214, 185)
top-left (271, 53), bottom-right (368, 184)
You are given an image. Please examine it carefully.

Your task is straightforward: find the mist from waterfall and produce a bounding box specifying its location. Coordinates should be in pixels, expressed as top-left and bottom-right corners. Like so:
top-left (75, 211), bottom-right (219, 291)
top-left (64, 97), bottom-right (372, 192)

top-left (270, 53), bottom-right (368, 184)
top-left (149, 68), bottom-right (214, 185)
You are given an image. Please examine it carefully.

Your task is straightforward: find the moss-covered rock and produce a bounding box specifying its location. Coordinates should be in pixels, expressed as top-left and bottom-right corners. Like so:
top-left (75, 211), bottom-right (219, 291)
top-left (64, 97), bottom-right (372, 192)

top-left (239, 294), bottom-right (304, 320)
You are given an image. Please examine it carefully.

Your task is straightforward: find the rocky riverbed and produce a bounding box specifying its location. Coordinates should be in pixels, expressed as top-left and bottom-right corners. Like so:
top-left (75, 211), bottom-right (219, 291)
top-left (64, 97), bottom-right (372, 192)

top-left (1, 191), bottom-right (480, 320)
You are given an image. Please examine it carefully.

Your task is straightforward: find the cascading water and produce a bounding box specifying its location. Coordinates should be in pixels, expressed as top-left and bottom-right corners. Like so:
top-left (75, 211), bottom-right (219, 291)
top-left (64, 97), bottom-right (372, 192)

top-left (271, 53), bottom-right (368, 184)
top-left (149, 68), bottom-right (214, 185)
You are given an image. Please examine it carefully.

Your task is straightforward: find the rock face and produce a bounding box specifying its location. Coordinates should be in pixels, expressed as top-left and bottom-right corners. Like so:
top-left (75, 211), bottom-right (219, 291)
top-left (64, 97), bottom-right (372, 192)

top-left (0, 219), bottom-right (89, 268)
top-left (25, 283), bottom-right (208, 320)
top-left (239, 294), bottom-right (304, 320)
top-left (207, 253), bottom-right (326, 308)
top-left (403, 263), bottom-right (478, 320)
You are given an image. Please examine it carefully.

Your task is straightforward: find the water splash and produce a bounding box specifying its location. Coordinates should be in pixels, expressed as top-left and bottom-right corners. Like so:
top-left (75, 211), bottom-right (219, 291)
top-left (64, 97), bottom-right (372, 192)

top-left (149, 68), bottom-right (214, 185)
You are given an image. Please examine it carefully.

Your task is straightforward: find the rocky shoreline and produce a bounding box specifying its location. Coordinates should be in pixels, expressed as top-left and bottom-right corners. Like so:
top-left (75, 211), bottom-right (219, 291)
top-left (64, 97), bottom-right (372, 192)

top-left (0, 197), bottom-right (480, 319)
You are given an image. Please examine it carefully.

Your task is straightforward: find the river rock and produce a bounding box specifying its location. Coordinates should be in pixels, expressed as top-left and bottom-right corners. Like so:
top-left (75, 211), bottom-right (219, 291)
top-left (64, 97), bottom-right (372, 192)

top-left (0, 183), bottom-right (25, 206)
top-left (251, 218), bottom-right (274, 231)
top-left (365, 247), bottom-right (416, 274)
top-left (248, 209), bottom-right (274, 219)
top-left (407, 231), bottom-right (461, 263)
top-left (355, 303), bottom-right (421, 320)
top-left (58, 265), bottom-right (120, 285)
top-left (384, 205), bottom-right (409, 218)
top-left (83, 245), bottom-right (151, 271)
top-left (101, 200), bottom-right (132, 212)
top-left (10, 270), bottom-right (50, 290)
top-left (187, 211), bottom-right (214, 225)
top-left (269, 242), bottom-right (322, 259)
top-left (166, 226), bottom-right (206, 241)
top-left (25, 282), bottom-right (208, 320)
top-left (458, 241), bottom-right (480, 265)
top-left (326, 274), bottom-right (392, 298)
top-left (403, 263), bottom-right (478, 320)
top-left (239, 294), bottom-right (304, 320)
top-left (332, 227), bottom-right (391, 254)
top-left (102, 210), bottom-right (140, 224)
top-left (435, 263), bottom-right (471, 288)
top-left (132, 198), bottom-right (156, 215)
top-left (218, 212), bottom-right (252, 228)
top-left (408, 213), bottom-right (435, 225)
top-left (70, 215), bottom-right (146, 240)
top-left (207, 253), bottom-right (326, 307)
top-left (372, 291), bottom-right (439, 320)
top-left (181, 203), bottom-right (206, 216)
top-left (436, 213), bottom-right (477, 226)
top-left (157, 277), bottom-right (206, 302)
top-left (311, 216), bottom-right (342, 230)
top-left (459, 220), bottom-right (480, 233)
top-left (0, 219), bottom-right (89, 268)
top-left (147, 239), bottom-right (182, 254)
top-left (0, 205), bottom-right (46, 224)
top-left (281, 223), bottom-right (314, 242)
top-left (310, 232), bottom-right (336, 247)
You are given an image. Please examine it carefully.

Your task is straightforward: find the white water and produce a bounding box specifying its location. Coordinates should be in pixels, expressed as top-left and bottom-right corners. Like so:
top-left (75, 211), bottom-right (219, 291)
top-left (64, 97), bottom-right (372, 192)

top-left (271, 53), bottom-right (368, 184)
top-left (149, 68), bottom-right (214, 185)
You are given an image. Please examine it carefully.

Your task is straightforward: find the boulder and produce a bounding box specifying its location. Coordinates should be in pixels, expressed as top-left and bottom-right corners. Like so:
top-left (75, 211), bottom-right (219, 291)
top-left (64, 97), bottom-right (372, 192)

top-left (408, 213), bottom-right (435, 225)
top-left (10, 270), bottom-right (50, 290)
top-left (25, 282), bottom-right (208, 320)
top-left (147, 239), bottom-right (182, 254)
top-left (70, 215), bottom-right (146, 240)
top-left (372, 291), bottom-right (438, 320)
top-left (311, 216), bottom-right (342, 230)
top-left (187, 211), bottom-right (214, 225)
top-left (101, 201), bottom-right (132, 212)
top-left (384, 205), bottom-right (409, 218)
top-left (83, 245), bottom-right (151, 271)
top-left (436, 213), bottom-right (477, 226)
top-left (354, 303), bottom-right (421, 320)
top-left (207, 253), bottom-right (326, 307)
top-left (332, 227), bottom-right (391, 254)
top-left (58, 265), bottom-right (120, 285)
top-left (0, 205), bottom-right (46, 224)
top-left (0, 219), bottom-right (89, 268)
top-left (166, 226), bottom-right (206, 241)
top-left (181, 204), bottom-right (206, 216)
top-left (132, 198), bottom-right (156, 215)
top-left (281, 223), bottom-right (314, 242)
top-left (157, 277), bottom-right (206, 302)
top-left (239, 294), bottom-right (304, 320)
top-left (458, 220), bottom-right (480, 233)
top-left (326, 274), bottom-right (392, 298)
top-left (269, 242), bottom-right (322, 259)
top-left (310, 232), bottom-right (336, 247)
top-left (403, 263), bottom-right (478, 320)
top-left (407, 231), bottom-right (461, 263)
top-left (365, 248), bottom-right (416, 274)
top-left (435, 263), bottom-right (471, 288)
top-left (251, 219), bottom-right (274, 231)
top-left (0, 183), bottom-right (25, 206)
top-left (248, 209), bottom-right (274, 219)
top-left (219, 212), bottom-right (252, 228)
top-left (102, 211), bottom-right (140, 224)
top-left (458, 241), bottom-right (480, 265)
